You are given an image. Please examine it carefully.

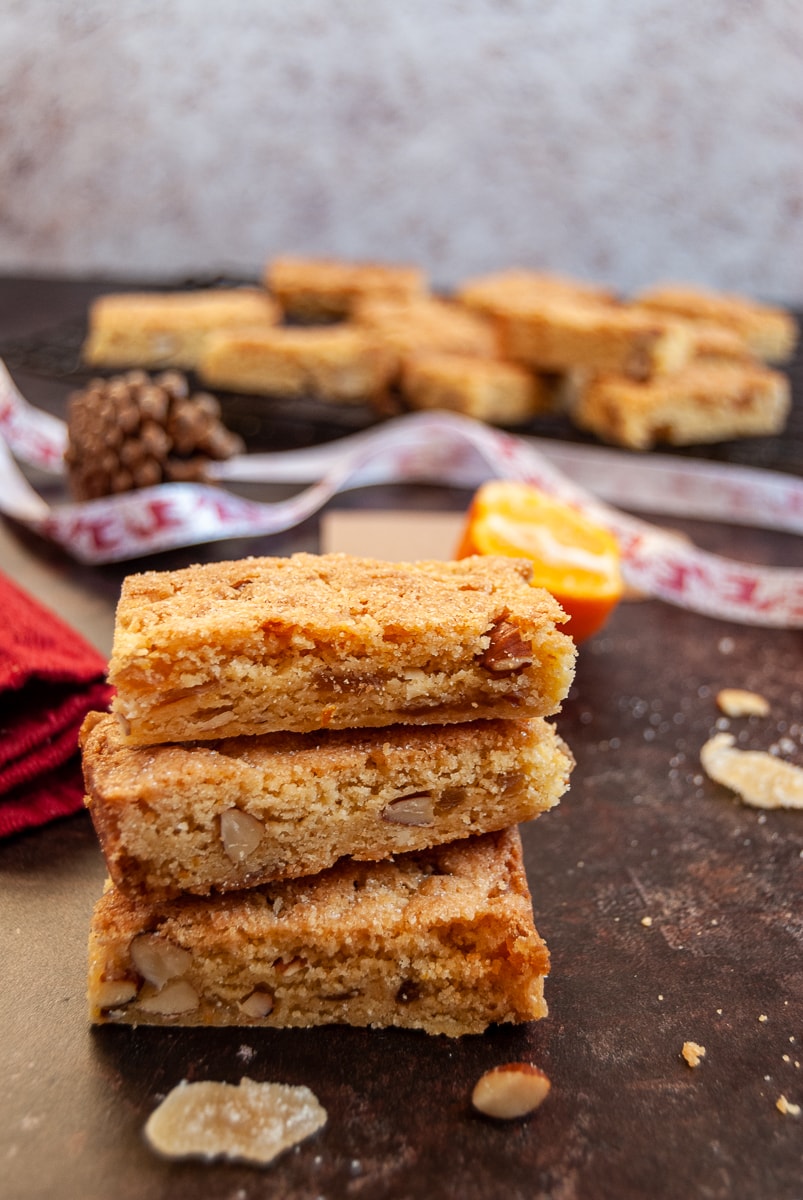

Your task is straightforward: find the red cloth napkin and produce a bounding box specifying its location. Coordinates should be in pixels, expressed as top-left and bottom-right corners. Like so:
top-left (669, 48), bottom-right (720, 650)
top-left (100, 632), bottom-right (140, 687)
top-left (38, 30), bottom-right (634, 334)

top-left (0, 570), bottom-right (112, 837)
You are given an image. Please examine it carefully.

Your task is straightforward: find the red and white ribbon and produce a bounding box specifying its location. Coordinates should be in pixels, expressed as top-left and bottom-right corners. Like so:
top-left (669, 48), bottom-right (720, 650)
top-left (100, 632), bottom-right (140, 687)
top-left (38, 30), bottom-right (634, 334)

top-left (1, 359), bottom-right (801, 627)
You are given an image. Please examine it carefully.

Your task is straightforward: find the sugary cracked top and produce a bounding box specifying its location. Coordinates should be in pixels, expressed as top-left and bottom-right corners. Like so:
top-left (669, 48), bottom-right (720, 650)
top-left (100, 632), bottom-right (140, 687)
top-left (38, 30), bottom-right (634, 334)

top-left (111, 552), bottom-right (568, 653)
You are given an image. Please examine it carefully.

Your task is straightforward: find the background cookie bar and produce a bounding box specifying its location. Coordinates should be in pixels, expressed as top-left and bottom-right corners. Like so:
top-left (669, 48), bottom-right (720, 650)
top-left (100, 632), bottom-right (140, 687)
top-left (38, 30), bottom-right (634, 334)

top-left (82, 288), bottom-right (280, 369)
top-left (628, 312), bottom-right (754, 364)
top-left (108, 553), bottom-right (576, 744)
top-left (198, 324), bottom-right (395, 403)
top-left (401, 351), bottom-right (551, 424)
top-left (81, 712), bottom-right (573, 898)
top-left (458, 268), bottom-right (618, 315)
top-left (352, 295), bottom-right (500, 369)
top-left (87, 827), bottom-right (550, 1036)
top-left (570, 361), bottom-right (791, 450)
top-left (481, 293), bottom-right (693, 379)
top-left (265, 255), bottom-right (426, 321)
top-left (633, 282), bottom-right (799, 363)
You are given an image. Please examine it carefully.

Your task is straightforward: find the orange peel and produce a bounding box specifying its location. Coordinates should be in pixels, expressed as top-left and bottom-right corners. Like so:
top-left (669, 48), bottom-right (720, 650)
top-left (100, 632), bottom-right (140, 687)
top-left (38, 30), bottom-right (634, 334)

top-left (456, 480), bottom-right (623, 643)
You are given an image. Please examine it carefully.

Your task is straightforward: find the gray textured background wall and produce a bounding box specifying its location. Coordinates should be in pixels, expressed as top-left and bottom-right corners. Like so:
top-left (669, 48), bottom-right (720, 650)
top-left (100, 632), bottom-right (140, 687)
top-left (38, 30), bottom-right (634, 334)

top-left (2, 0), bottom-right (802, 300)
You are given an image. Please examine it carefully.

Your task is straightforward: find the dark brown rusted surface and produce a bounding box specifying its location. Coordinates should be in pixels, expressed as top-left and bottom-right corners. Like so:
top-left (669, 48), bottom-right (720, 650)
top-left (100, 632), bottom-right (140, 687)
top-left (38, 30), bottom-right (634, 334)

top-left (1, 277), bottom-right (801, 1200)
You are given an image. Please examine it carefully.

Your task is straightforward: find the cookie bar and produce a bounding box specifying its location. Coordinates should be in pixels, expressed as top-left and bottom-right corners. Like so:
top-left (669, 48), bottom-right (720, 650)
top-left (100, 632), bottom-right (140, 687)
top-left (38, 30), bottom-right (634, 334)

top-left (81, 711), bottom-right (573, 898)
top-left (352, 295), bottom-right (499, 367)
top-left (676, 318), bottom-right (754, 363)
top-left (108, 553), bottom-right (576, 745)
top-left (478, 293), bottom-right (692, 380)
top-left (401, 352), bottom-right (550, 424)
top-left (569, 361), bottom-right (791, 450)
top-left (458, 268), bottom-right (618, 315)
top-left (83, 289), bottom-right (280, 369)
top-left (265, 255), bottom-right (427, 321)
top-left (87, 826), bottom-right (550, 1036)
top-left (633, 283), bottom-right (798, 363)
top-left (198, 325), bottom-right (395, 403)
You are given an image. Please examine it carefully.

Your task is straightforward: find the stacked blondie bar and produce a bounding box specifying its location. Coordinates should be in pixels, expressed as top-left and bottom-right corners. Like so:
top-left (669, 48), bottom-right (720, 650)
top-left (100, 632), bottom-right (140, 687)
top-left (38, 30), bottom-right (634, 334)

top-left (84, 552), bottom-right (576, 1037)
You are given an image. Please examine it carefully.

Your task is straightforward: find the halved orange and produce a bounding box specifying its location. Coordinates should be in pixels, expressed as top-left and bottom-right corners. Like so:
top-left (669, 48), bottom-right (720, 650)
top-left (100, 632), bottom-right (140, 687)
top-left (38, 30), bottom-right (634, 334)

top-left (456, 480), bottom-right (623, 643)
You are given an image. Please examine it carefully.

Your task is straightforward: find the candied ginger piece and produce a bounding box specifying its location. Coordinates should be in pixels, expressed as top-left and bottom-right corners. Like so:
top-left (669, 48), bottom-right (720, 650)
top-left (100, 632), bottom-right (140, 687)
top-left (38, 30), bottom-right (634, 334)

top-left (145, 1077), bottom-right (326, 1165)
top-left (700, 733), bottom-right (803, 810)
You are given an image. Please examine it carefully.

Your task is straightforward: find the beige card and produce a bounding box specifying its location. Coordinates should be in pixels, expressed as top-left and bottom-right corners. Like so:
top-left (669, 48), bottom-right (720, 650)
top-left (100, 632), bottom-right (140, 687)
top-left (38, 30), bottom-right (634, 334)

top-left (320, 510), bottom-right (465, 561)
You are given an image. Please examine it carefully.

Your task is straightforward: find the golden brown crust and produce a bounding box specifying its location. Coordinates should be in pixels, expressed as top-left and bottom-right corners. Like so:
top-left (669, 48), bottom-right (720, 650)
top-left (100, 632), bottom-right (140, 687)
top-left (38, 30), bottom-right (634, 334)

top-left (197, 325), bottom-right (395, 402)
top-left (81, 712), bottom-right (573, 898)
top-left (265, 255), bottom-right (427, 321)
top-left (87, 827), bottom-right (550, 1036)
top-left (400, 351), bottom-right (550, 424)
top-left (633, 283), bottom-right (798, 363)
top-left (82, 289), bottom-right (280, 369)
top-left (108, 553), bottom-right (576, 744)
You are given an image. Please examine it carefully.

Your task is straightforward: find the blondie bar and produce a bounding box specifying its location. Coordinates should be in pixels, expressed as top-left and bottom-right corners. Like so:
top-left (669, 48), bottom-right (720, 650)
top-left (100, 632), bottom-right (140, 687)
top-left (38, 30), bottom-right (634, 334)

top-left (630, 313), bottom-right (754, 364)
top-left (87, 827), bottom-right (550, 1036)
top-left (81, 712), bottom-right (572, 898)
top-left (401, 351), bottom-right (550, 424)
top-left (266, 256), bottom-right (426, 321)
top-left (352, 295), bottom-right (499, 367)
top-left (489, 295), bottom-right (692, 379)
top-left (458, 268), bottom-right (618, 314)
top-left (82, 289), bottom-right (280, 369)
top-left (570, 361), bottom-right (791, 450)
top-left (198, 325), bottom-right (395, 403)
top-left (633, 283), bottom-right (798, 363)
top-left (108, 553), bottom-right (576, 744)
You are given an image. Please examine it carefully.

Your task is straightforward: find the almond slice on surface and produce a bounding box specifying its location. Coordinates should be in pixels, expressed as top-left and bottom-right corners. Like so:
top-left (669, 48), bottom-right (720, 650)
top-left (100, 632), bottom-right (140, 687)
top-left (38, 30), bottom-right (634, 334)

top-left (471, 1062), bottom-right (551, 1119)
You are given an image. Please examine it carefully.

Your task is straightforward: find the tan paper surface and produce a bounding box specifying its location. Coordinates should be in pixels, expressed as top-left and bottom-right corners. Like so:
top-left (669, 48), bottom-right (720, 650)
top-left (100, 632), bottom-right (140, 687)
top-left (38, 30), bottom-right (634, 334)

top-left (320, 510), bottom-right (465, 561)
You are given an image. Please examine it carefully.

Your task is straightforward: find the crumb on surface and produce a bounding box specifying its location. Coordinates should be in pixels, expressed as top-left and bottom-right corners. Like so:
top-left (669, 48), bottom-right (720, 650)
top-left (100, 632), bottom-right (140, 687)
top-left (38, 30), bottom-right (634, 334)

top-left (716, 688), bottom-right (770, 718)
top-left (759, 1014), bottom-right (768, 1023)
top-left (681, 1041), bottom-right (706, 1068)
top-left (640, 916), bottom-right (653, 927)
top-left (776, 1095), bottom-right (801, 1117)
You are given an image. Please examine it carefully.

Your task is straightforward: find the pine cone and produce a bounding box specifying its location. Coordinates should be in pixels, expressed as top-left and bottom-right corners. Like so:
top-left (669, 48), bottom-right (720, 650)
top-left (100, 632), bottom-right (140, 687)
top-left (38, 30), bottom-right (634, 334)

top-left (64, 370), bottom-right (244, 501)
